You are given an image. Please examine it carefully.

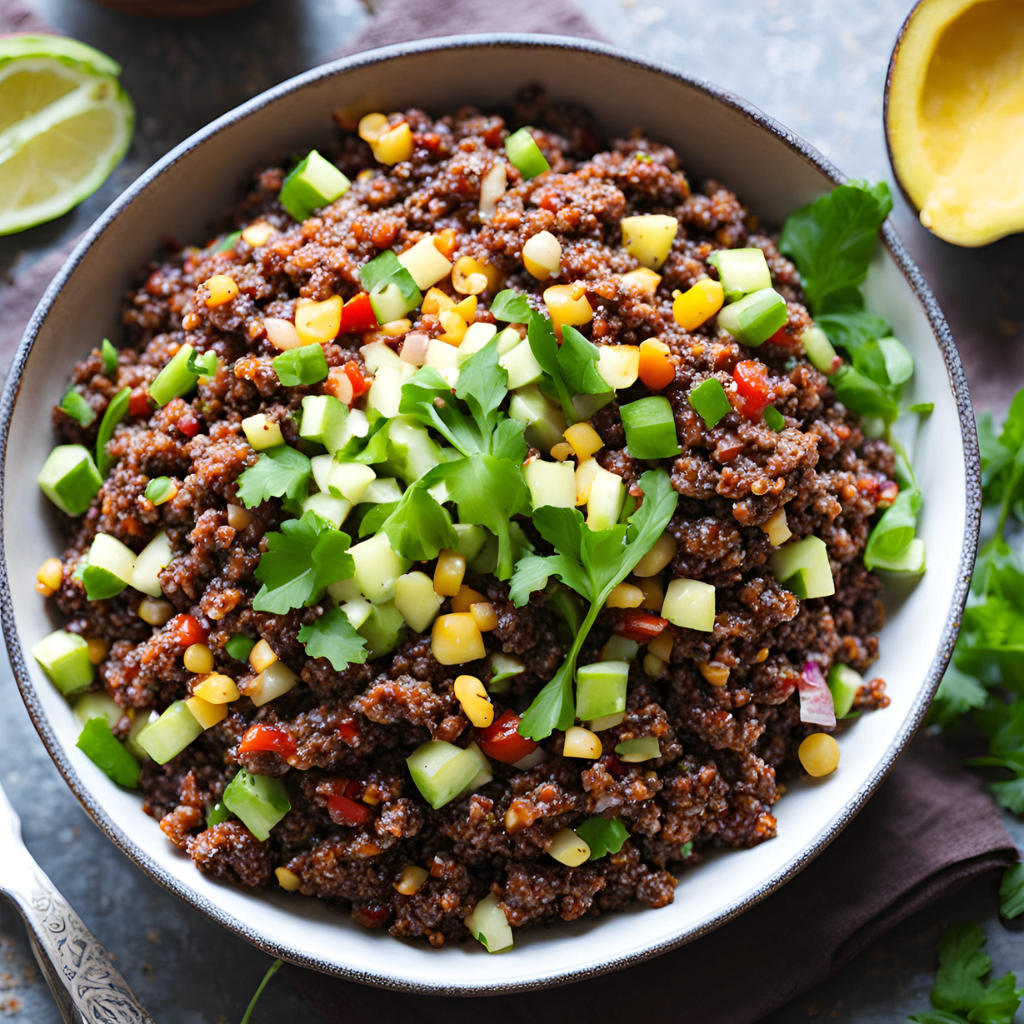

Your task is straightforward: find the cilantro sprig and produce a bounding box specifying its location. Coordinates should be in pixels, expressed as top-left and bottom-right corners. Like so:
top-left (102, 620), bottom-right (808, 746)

top-left (575, 817), bottom-right (629, 860)
top-left (510, 469), bottom-right (678, 740)
top-left (236, 446), bottom-right (311, 509)
top-left (298, 606), bottom-right (368, 671)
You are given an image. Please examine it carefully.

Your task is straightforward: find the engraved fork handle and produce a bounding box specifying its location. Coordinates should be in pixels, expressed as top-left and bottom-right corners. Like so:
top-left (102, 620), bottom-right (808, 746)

top-left (1, 844), bottom-right (154, 1023)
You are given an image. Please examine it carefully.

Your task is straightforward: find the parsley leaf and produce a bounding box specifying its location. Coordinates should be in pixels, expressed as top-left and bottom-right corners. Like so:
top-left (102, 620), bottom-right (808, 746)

top-left (236, 446), bottom-right (311, 509)
top-left (931, 922), bottom-right (990, 1013)
top-left (999, 863), bottom-right (1024, 920)
top-left (380, 484), bottom-right (458, 561)
top-left (298, 606), bottom-right (368, 671)
top-left (511, 469), bottom-right (678, 739)
top-left (560, 326), bottom-right (613, 396)
top-left (253, 510), bottom-right (354, 613)
top-left (927, 667), bottom-right (988, 729)
top-left (575, 817), bottom-right (629, 860)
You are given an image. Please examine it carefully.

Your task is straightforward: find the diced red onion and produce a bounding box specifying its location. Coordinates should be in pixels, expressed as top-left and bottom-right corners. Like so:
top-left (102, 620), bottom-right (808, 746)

top-left (400, 331), bottom-right (430, 366)
top-left (512, 747), bottom-right (547, 771)
top-left (798, 661), bottom-right (836, 728)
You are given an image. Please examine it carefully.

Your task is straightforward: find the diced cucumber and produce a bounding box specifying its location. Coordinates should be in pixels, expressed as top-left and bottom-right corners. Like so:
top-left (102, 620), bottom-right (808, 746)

top-left (76, 717), bottom-right (140, 788)
top-left (394, 571), bottom-right (444, 632)
top-left (465, 893), bottom-right (513, 954)
top-left (589, 711), bottom-right (626, 731)
top-left (869, 537), bottom-right (926, 575)
top-left (800, 325), bottom-right (839, 375)
top-left (458, 741), bottom-right (493, 795)
top-left (250, 661), bottom-right (298, 706)
top-left (619, 396), bottom-right (681, 460)
top-left (222, 768), bottom-right (290, 841)
top-left (329, 576), bottom-right (362, 605)
top-left (406, 740), bottom-right (492, 810)
top-left (355, 599), bottom-right (406, 658)
top-left (488, 652), bottom-right (525, 693)
top-left (124, 710), bottom-right (153, 762)
top-left (707, 247), bottom-right (771, 302)
top-left (453, 523), bottom-right (490, 563)
top-left (132, 531), bottom-right (172, 598)
top-left (32, 630), bottom-right (93, 694)
top-left (381, 416), bottom-right (445, 484)
top-left (136, 701), bottom-right (203, 765)
top-left (716, 287), bottom-right (788, 347)
top-left (828, 663), bottom-right (862, 719)
top-left (279, 150), bottom-right (350, 221)
top-left (586, 466), bottom-right (626, 531)
top-left (576, 661), bottom-right (628, 721)
top-left (82, 533), bottom-right (136, 601)
top-left (241, 413), bottom-right (283, 451)
top-left (349, 531), bottom-right (411, 603)
top-left (299, 395), bottom-right (349, 452)
top-left (770, 535), bottom-right (835, 599)
top-left (571, 391), bottom-right (614, 422)
top-left (341, 597), bottom-right (373, 630)
top-left (396, 235), bottom-right (452, 289)
top-left (495, 327), bottom-right (523, 355)
top-left (509, 384), bottom-right (567, 454)
top-left (38, 444), bottom-right (103, 516)
top-left (367, 365), bottom-right (404, 418)
top-left (74, 691), bottom-right (123, 731)
top-left (662, 578), bottom-right (716, 632)
top-left (368, 281), bottom-right (415, 325)
top-left (596, 345), bottom-right (640, 390)
top-left (359, 477), bottom-right (403, 505)
top-left (326, 462), bottom-right (376, 503)
top-left (456, 323), bottom-right (499, 363)
top-left (600, 635), bottom-right (640, 662)
top-left (499, 338), bottom-right (544, 389)
top-left (524, 459), bottom-right (576, 510)
top-left (303, 492), bottom-right (352, 528)
top-left (360, 341), bottom-right (404, 373)
top-left (615, 737), bottom-right (661, 763)
top-left (469, 533), bottom-right (499, 575)
top-left (310, 454), bottom-right (333, 494)
top-left (425, 337), bottom-right (459, 370)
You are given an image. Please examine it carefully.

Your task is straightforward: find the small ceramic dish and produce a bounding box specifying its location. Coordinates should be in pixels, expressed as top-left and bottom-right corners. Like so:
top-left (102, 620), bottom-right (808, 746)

top-left (0, 34), bottom-right (979, 995)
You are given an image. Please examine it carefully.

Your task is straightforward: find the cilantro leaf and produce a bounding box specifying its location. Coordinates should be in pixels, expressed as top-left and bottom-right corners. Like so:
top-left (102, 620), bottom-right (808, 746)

top-left (999, 863), bottom-right (1024, 920)
top-left (560, 326), bottom-right (613, 396)
top-left (489, 290), bottom-right (535, 323)
top-left (236, 446), bottom-right (311, 509)
top-left (380, 484), bottom-right (458, 561)
top-left (298, 607), bottom-right (368, 671)
top-left (989, 777), bottom-right (1024, 815)
top-left (816, 306), bottom-right (892, 356)
top-left (908, 1013), bottom-right (971, 1024)
top-left (575, 817), bottom-right (629, 860)
top-left (930, 922), bottom-right (990, 1013)
top-left (832, 364), bottom-right (900, 423)
top-left (253, 510), bottom-right (354, 613)
top-left (927, 667), bottom-right (988, 729)
top-left (967, 974), bottom-right (1023, 1024)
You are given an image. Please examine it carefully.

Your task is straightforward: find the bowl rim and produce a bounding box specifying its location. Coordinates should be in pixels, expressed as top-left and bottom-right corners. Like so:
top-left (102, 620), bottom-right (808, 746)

top-left (0, 31), bottom-right (981, 995)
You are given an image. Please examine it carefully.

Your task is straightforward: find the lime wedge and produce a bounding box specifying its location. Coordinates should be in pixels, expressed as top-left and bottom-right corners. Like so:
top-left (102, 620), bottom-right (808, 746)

top-left (0, 36), bottom-right (133, 236)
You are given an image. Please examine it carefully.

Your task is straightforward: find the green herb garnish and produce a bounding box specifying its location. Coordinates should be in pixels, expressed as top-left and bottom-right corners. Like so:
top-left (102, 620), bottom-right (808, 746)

top-left (1000, 863), bottom-right (1024, 920)
top-left (96, 386), bottom-right (131, 477)
top-left (298, 606), bottom-right (368, 671)
top-left (236, 446), bottom-right (311, 509)
top-left (60, 389), bottom-right (96, 427)
top-left (575, 817), bottom-right (629, 860)
top-left (272, 344), bottom-right (328, 387)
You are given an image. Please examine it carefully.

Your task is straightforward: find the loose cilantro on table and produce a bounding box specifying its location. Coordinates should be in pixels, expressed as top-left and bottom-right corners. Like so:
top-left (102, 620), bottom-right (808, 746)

top-left (236, 445), bottom-right (311, 509)
top-left (298, 606), bottom-right (368, 671)
top-left (999, 863), bottom-right (1024, 920)
top-left (252, 509), bottom-right (354, 613)
top-left (575, 816), bottom-right (629, 860)
top-left (510, 468), bottom-right (678, 740)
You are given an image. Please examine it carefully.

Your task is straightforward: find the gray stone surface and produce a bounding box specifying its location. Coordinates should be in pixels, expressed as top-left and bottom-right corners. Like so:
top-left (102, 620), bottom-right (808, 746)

top-left (1, 0), bottom-right (1021, 1020)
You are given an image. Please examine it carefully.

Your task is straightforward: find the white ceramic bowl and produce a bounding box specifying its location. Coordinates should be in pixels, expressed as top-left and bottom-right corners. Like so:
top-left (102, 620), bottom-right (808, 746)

top-left (0, 35), bottom-right (979, 995)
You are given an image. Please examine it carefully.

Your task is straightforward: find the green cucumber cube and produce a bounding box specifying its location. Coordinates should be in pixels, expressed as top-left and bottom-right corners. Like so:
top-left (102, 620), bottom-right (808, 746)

top-left (662, 578), bottom-right (716, 632)
top-left (707, 247), bottom-right (771, 302)
top-left (586, 466), bottom-right (626, 530)
top-left (76, 717), bottom-right (140, 788)
top-left (800, 325), bottom-right (839, 375)
top-left (770, 535), bottom-right (835, 599)
top-left (615, 736), bottom-right (661, 763)
top-left (576, 661), bottom-right (629, 721)
top-left (279, 149), bottom-right (350, 222)
top-left (32, 630), bottom-right (93, 694)
top-left (349, 531), bottom-right (411, 603)
top-left (366, 365), bottom-right (404, 418)
top-left (716, 287), bottom-right (788, 347)
top-left (303, 492), bottom-right (352, 528)
top-left (222, 768), bottom-right (291, 841)
top-left (488, 652), bottom-right (525, 692)
top-left (828, 663), bottom-right (862, 719)
top-left (524, 459), bottom-right (576, 510)
top-left (394, 572), bottom-right (444, 633)
top-left (355, 599), bottom-right (406, 659)
top-left (499, 337), bottom-right (544, 389)
top-left (73, 691), bottom-right (123, 730)
top-left (132, 530), bottom-right (171, 598)
top-left (619, 396), bottom-right (681, 460)
top-left (508, 384), bottom-right (566, 454)
top-left (82, 533), bottom-right (137, 601)
top-left (136, 701), bottom-right (203, 765)
top-left (299, 395), bottom-right (349, 452)
top-left (465, 893), bottom-right (513, 953)
top-left (406, 740), bottom-right (491, 810)
top-left (38, 444), bottom-right (102, 516)
top-left (360, 477), bottom-right (403, 505)
top-left (382, 416), bottom-right (445, 484)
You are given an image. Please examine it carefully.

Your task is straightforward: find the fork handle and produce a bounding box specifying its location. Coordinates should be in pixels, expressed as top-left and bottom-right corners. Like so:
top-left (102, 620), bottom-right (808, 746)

top-left (2, 847), bottom-right (154, 1023)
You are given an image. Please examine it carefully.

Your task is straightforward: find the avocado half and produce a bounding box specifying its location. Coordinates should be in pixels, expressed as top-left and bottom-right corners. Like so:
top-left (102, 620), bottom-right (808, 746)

top-left (885, 0), bottom-right (1024, 247)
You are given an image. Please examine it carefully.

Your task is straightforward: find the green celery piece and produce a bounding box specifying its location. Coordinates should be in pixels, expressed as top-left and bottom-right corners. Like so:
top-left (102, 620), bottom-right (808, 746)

top-left (150, 344), bottom-right (199, 407)
top-left (505, 127), bottom-right (549, 180)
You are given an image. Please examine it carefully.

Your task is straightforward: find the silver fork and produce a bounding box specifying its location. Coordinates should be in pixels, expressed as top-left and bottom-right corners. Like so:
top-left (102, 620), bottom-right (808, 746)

top-left (0, 781), bottom-right (154, 1023)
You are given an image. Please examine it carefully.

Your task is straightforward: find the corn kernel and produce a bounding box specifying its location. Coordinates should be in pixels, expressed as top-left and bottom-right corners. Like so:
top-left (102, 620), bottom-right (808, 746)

top-left (438, 310), bottom-right (468, 345)
top-left (204, 274), bottom-right (238, 308)
top-left (38, 557), bottom-right (63, 591)
top-left (433, 549), bottom-right (466, 597)
top-left (227, 504), bottom-right (252, 530)
top-left (358, 112), bottom-right (388, 143)
top-left (563, 726), bottom-right (602, 760)
top-left (373, 122), bottom-right (414, 165)
top-left (241, 221), bottom-right (275, 247)
top-left (470, 602), bottom-right (498, 632)
top-left (454, 674), bottom-right (494, 728)
top-left (35, 581), bottom-right (54, 598)
top-left (451, 586), bottom-right (487, 613)
top-left (250, 638), bottom-right (278, 674)
top-left (422, 287), bottom-right (455, 314)
top-left (620, 267), bottom-right (662, 295)
top-left (698, 661), bottom-right (730, 687)
top-left (563, 421), bottom-right (603, 461)
top-left (183, 643), bottom-right (214, 674)
top-left (295, 296), bottom-right (342, 345)
top-left (193, 672), bottom-right (240, 704)
top-left (638, 338), bottom-right (676, 390)
top-left (575, 458), bottom-right (601, 505)
top-left (546, 827), bottom-right (591, 866)
top-left (185, 694), bottom-right (227, 730)
top-left (761, 507), bottom-right (793, 547)
top-left (633, 532), bottom-right (678, 577)
top-left (522, 231), bottom-right (562, 280)
top-left (452, 256), bottom-right (490, 295)
top-left (648, 630), bottom-right (674, 662)
top-left (543, 283), bottom-right (593, 339)
top-left (756, 647), bottom-right (770, 663)
top-left (643, 653), bottom-right (667, 678)
top-left (431, 613), bottom-right (486, 665)
top-left (394, 865), bottom-right (429, 895)
top-left (632, 577), bottom-right (664, 611)
top-left (264, 317), bottom-right (302, 351)
top-left (451, 294), bottom-right (477, 321)
top-left (380, 318), bottom-right (411, 337)
top-left (672, 279), bottom-right (724, 331)
top-left (87, 638), bottom-right (109, 665)
top-left (139, 598), bottom-right (174, 626)
top-left (275, 866), bottom-right (302, 891)
top-left (550, 442), bottom-right (573, 462)
top-left (799, 733), bottom-right (840, 777)
top-left (606, 583), bottom-right (644, 609)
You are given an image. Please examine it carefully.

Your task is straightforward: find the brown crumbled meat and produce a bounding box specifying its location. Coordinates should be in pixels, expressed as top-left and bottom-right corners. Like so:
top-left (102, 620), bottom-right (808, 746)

top-left (44, 94), bottom-right (894, 947)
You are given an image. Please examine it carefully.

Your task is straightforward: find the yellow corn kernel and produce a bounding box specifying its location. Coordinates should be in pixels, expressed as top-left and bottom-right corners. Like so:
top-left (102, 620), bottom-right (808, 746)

top-left (431, 613), bottom-right (486, 665)
top-left (241, 221), bottom-right (275, 247)
top-left (138, 598), bottom-right (174, 626)
top-left (469, 603), bottom-right (497, 633)
top-left (433, 549), bottom-right (466, 597)
top-left (698, 661), bottom-right (730, 687)
top-left (38, 557), bottom-right (63, 591)
top-left (250, 638), bottom-right (278, 674)
top-left (672, 279), bottom-right (724, 331)
top-left (438, 310), bottom-right (468, 345)
top-left (185, 694), bottom-right (227, 730)
top-left (193, 671), bottom-right (239, 704)
top-left (356, 168), bottom-right (375, 183)
top-left (606, 583), bottom-right (645, 609)
top-left (761, 507), bottom-right (793, 547)
top-left (550, 442), bottom-right (573, 462)
top-left (643, 653), bottom-right (667, 678)
top-left (799, 733), bottom-right (840, 777)
top-left (543, 283), bottom-right (593, 339)
top-left (648, 630), bottom-right (674, 662)
top-left (373, 122), bottom-right (414, 165)
top-left (87, 638), bottom-right (109, 665)
top-left (275, 866), bottom-right (302, 891)
top-left (451, 585), bottom-right (487, 613)
top-left (575, 458), bottom-right (601, 505)
top-left (295, 295), bottom-right (342, 345)
top-left (380, 318), bottom-right (411, 337)
top-left (633, 532), bottom-right (678, 577)
top-left (227, 504), bottom-right (252, 530)
top-left (632, 577), bottom-right (664, 612)
top-left (756, 647), bottom-right (770, 663)
top-left (451, 256), bottom-right (490, 295)
top-left (358, 112), bottom-right (388, 143)
top-left (394, 865), bottom-right (429, 895)
top-left (546, 828), bottom-right (591, 866)
top-left (183, 643), bottom-right (214, 674)
top-left (620, 267), bottom-right (662, 295)
top-left (522, 231), bottom-right (562, 280)
top-left (564, 422), bottom-right (603, 461)
top-left (454, 674), bottom-right (494, 728)
top-left (422, 287), bottom-right (455, 314)
top-left (204, 274), bottom-right (239, 307)
top-left (264, 317), bottom-right (302, 351)
top-left (563, 726), bottom-right (602, 760)
top-left (451, 294), bottom-right (477, 321)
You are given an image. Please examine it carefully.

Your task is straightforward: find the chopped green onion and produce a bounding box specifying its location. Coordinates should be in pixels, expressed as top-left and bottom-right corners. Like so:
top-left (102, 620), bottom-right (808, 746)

top-left (76, 717), bottom-right (140, 788)
top-left (717, 287), bottom-right (788, 347)
top-left (619, 396), bottom-right (681, 459)
top-left (240, 959), bottom-right (283, 1024)
top-left (272, 344), bottom-right (329, 386)
top-left (150, 344), bottom-right (200, 407)
top-left (144, 476), bottom-right (175, 505)
top-left (680, 840), bottom-right (694, 858)
top-left (223, 768), bottom-right (291, 841)
top-left (707, 248), bottom-right (771, 302)
top-left (207, 801), bottom-right (231, 827)
top-left (96, 386), bottom-right (131, 477)
top-left (213, 230), bottom-right (241, 253)
top-left (763, 405), bottom-right (785, 431)
top-left (82, 533), bottom-right (136, 601)
top-left (60, 389), bottom-right (96, 427)
top-left (101, 338), bottom-right (118, 376)
top-left (188, 349), bottom-right (218, 377)
top-left (136, 701), bottom-right (203, 765)
top-left (505, 127), bottom-right (549, 180)
top-left (615, 736), bottom-right (661, 763)
top-left (37, 444), bottom-right (102, 515)
top-left (688, 378), bottom-right (732, 429)
top-left (225, 634), bottom-right (257, 662)
top-left (359, 250), bottom-right (422, 324)
top-left (31, 629), bottom-right (93, 694)
top-left (279, 150), bottom-right (351, 222)
top-left (799, 326), bottom-right (839, 374)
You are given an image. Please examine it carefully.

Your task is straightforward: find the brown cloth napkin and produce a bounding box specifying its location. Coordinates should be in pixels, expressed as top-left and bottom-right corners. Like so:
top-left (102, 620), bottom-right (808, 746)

top-left (0, 2), bottom-right (1018, 1021)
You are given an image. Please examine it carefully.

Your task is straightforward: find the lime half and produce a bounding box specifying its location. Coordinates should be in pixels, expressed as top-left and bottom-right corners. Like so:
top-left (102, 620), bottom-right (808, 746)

top-left (0, 36), bottom-right (134, 236)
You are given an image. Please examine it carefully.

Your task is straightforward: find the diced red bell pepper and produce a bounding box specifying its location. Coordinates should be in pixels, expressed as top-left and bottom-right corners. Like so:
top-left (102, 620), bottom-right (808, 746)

top-left (352, 904), bottom-right (391, 929)
top-left (477, 709), bottom-right (538, 764)
top-left (343, 361), bottom-right (372, 399)
top-left (128, 388), bottom-right (151, 419)
top-left (178, 411), bottom-right (200, 438)
top-left (615, 610), bottom-right (669, 643)
top-left (604, 755), bottom-right (627, 777)
top-left (340, 292), bottom-right (379, 334)
top-left (170, 614), bottom-right (207, 647)
top-left (733, 360), bottom-right (770, 419)
top-left (327, 793), bottom-right (371, 828)
top-left (337, 717), bottom-right (361, 745)
top-left (239, 723), bottom-right (297, 759)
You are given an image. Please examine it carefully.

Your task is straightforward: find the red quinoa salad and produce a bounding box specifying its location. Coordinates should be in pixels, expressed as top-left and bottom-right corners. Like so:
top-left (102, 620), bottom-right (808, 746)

top-left (31, 93), bottom-right (925, 951)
